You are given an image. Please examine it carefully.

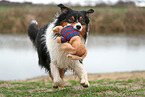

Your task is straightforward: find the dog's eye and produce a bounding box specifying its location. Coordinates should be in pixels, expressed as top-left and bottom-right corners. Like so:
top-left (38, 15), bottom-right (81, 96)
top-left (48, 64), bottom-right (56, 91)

top-left (79, 17), bottom-right (85, 25)
top-left (68, 16), bottom-right (75, 23)
top-left (68, 18), bottom-right (74, 23)
top-left (80, 19), bottom-right (85, 25)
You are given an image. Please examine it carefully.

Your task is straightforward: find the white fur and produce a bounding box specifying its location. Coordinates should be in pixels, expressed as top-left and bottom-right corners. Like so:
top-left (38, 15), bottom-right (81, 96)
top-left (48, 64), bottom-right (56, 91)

top-left (45, 20), bottom-right (89, 87)
top-left (30, 20), bottom-right (38, 25)
top-left (74, 22), bottom-right (83, 32)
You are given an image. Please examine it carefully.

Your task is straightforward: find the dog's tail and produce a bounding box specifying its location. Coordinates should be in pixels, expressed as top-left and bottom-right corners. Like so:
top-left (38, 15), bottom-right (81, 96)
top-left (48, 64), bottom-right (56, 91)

top-left (27, 20), bottom-right (39, 44)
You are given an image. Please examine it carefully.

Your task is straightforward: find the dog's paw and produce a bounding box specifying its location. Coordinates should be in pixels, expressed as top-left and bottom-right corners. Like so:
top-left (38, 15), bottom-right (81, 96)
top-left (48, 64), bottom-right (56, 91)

top-left (53, 78), bottom-right (63, 88)
top-left (53, 84), bottom-right (59, 88)
top-left (80, 79), bottom-right (90, 88)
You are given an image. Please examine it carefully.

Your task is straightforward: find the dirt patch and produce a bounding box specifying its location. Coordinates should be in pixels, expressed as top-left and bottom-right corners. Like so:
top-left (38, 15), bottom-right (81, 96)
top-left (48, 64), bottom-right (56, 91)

top-left (26, 71), bottom-right (145, 82)
top-left (87, 71), bottom-right (145, 81)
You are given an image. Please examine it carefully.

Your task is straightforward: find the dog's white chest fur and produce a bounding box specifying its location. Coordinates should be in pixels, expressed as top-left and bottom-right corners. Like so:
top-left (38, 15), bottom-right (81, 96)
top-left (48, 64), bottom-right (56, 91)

top-left (44, 20), bottom-right (89, 87)
top-left (45, 21), bottom-right (79, 69)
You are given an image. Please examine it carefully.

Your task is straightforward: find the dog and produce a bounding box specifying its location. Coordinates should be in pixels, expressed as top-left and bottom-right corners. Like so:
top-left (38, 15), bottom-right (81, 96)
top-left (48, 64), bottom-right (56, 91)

top-left (27, 4), bottom-right (94, 88)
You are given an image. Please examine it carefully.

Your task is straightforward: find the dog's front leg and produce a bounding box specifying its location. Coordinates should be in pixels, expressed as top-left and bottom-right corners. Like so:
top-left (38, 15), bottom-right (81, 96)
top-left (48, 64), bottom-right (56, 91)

top-left (51, 63), bottom-right (63, 88)
top-left (73, 62), bottom-right (90, 87)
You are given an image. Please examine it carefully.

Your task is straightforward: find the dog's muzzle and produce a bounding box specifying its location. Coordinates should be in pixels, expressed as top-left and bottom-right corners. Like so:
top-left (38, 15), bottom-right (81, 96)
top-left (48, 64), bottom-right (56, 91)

top-left (74, 22), bottom-right (82, 31)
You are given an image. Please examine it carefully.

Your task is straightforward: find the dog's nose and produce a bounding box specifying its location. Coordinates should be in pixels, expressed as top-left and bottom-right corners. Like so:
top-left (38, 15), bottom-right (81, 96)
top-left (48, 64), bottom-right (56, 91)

top-left (76, 25), bottom-right (81, 30)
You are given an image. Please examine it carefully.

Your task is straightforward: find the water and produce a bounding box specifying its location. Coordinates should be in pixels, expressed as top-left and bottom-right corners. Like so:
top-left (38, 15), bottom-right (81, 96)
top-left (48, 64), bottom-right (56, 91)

top-left (0, 34), bottom-right (48, 81)
top-left (0, 34), bottom-right (145, 80)
top-left (84, 35), bottom-right (145, 73)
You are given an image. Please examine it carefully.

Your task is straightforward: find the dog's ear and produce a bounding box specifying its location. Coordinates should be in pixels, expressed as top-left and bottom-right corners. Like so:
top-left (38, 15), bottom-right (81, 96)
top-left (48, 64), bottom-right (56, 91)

top-left (86, 9), bottom-right (94, 16)
top-left (57, 4), bottom-right (70, 14)
top-left (87, 9), bottom-right (94, 14)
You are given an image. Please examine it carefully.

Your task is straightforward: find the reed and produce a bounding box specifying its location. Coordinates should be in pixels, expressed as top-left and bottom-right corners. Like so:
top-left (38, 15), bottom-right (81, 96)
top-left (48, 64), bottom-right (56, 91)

top-left (90, 7), bottom-right (145, 34)
top-left (0, 6), bottom-right (145, 34)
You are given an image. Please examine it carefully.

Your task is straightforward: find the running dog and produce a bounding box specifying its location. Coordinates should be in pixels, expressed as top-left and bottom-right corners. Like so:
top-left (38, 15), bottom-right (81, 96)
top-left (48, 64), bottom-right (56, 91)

top-left (27, 4), bottom-right (94, 88)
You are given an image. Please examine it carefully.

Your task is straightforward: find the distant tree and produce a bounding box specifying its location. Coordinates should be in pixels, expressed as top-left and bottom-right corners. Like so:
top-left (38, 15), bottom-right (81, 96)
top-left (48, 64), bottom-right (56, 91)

top-left (1, 0), bottom-right (7, 1)
top-left (115, 0), bottom-right (135, 7)
top-left (96, 2), bottom-right (109, 7)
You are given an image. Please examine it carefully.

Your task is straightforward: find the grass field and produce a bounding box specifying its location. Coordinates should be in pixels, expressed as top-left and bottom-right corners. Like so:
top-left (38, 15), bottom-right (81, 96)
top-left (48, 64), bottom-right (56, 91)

top-left (0, 6), bottom-right (13, 11)
top-left (0, 72), bottom-right (145, 96)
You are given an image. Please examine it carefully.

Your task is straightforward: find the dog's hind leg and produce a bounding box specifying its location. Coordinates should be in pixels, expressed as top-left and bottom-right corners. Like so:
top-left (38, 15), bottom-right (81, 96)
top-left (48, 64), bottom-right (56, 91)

top-left (73, 62), bottom-right (90, 87)
top-left (59, 69), bottom-right (65, 79)
top-left (59, 69), bottom-right (66, 88)
top-left (51, 63), bottom-right (63, 88)
top-left (49, 70), bottom-right (53, 81)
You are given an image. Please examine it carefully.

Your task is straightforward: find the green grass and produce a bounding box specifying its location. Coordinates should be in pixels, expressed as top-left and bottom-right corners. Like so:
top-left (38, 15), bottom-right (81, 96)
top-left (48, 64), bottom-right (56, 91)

top-left (0, 6), bottom-right (14, 11)
top-left (0, 79), bottom-right (145, 97)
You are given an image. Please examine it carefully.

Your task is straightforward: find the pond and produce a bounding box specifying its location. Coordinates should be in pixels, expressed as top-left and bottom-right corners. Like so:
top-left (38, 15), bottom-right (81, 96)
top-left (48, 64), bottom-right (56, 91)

top-left (0, 34), bottom-right (145, 80)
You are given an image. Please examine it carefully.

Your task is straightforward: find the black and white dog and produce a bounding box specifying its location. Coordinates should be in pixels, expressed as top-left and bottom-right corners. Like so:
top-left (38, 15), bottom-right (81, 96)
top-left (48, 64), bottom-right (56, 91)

top-left (28, 4), bottom-right (94, 88)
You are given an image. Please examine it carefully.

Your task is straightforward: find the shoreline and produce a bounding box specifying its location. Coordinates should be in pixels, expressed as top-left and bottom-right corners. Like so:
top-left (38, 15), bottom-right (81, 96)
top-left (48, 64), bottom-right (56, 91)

top-left (24, 71), bottom-right (145, 82)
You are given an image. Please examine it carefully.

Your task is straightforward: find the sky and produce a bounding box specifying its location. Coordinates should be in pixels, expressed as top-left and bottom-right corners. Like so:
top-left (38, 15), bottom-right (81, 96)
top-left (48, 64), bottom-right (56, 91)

top-left (7, 0), bottom-right (120, 6)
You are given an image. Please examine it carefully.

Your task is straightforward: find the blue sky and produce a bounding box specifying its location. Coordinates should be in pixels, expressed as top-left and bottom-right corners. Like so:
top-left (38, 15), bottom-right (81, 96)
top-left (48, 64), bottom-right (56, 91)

top-left (8, 0), bottom-right (119, 6)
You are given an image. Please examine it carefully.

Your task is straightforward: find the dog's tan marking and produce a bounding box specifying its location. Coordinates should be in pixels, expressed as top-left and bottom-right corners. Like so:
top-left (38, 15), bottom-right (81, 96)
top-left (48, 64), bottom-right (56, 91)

top-left (59, 68), bottom-right (65, 79)
top-left (79, 17), bottom-right (83, 20)
top-left (80, 25), bottom-right (87, 37)
top-left (71, 16), bottom-right (75, 21)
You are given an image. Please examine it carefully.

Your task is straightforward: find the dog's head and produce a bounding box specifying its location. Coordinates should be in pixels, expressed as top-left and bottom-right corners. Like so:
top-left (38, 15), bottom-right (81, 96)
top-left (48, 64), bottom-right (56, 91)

top-left (55, 4), bottom-right (94, 40)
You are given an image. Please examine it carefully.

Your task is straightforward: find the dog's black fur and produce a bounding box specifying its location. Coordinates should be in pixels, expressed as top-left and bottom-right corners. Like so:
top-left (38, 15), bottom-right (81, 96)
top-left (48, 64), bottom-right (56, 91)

top-left (28, 23), bottom-right (51, 71)
top-left (27, 4), bottom-right (94, 73)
